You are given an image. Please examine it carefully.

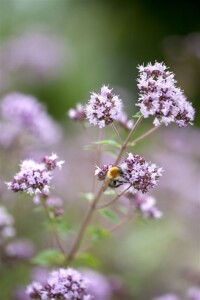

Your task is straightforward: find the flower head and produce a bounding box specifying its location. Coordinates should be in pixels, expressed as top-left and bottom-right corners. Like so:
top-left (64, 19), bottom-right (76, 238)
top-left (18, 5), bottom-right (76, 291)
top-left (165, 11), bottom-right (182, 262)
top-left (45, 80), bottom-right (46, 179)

top-left (0, 92), bottom-right (62, 146)
top-left (126, 192), bottom-right (163, 219)
top-left (68, 103), bottom-right (86, 121)
top-left (120, 153), bottom-right (163, 193)
top-left (42, 153), bottom-right (65, 170)
top-left (86, 85), bottom-right (122, 128)
top-left (5, 239), bottom-right (35, 260)
top-left (137, 62), bottom-right (195, 127)
top-left (26, 268), bottom-right (94, 300)
top-left (6, 154), bottom-right (64, 196)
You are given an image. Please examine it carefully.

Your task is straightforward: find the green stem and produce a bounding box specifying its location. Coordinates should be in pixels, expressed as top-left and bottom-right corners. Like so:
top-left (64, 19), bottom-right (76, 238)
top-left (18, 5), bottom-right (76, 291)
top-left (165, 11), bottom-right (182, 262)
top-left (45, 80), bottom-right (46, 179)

top-left (128, 124), bottom-right (161, 146)
top-left (67, 116), bottom-right (143, 262)
top-left (97, 185), bottom-right (131, 209)
top-left (41, 196), bottom-right (67, 257)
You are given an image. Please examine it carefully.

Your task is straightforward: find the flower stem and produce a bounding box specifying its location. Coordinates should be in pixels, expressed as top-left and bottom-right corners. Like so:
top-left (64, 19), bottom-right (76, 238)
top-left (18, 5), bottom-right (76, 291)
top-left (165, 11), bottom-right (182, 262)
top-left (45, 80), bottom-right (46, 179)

top-left (41, 196), bottom-right (67, 257)
top-left (97, 185), bottom-right (131, 209)
top-left (67, 116), bottom-right (143, 262)
top-left (111, 122), bottom-right (123, 145)
top-left (67, 182), bottom-right (108, 261)
top-left (92, 129), bottom-right (103, 194)
top-left (128, 124), bottom-right (161, 146)
top-left (78, 212), bottom-right (135, 255)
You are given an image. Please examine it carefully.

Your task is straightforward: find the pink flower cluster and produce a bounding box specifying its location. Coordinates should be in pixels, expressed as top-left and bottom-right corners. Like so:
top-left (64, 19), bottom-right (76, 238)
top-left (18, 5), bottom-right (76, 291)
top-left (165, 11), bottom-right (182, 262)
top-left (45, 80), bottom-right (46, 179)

top-left (120, 153), bottom-right (163, 193)
top-left (0, 92), bottom-right (62, 147)
top-left (86, 85), bottom-right (122, 128)
top-left (126, 192), bottom-right (162, 219)
top-left (137, 62), bottom-right (195, 127)
top-left (6, 154), bottom-right (64, 196)
top-left (68, 103), bottom-right (86, 121)
top-left (26, 268), bottom-right (94, 300)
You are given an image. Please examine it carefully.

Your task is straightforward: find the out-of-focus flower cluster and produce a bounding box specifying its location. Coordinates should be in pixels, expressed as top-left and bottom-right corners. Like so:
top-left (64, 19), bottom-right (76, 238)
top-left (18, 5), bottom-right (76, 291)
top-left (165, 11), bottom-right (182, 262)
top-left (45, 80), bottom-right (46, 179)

top-left (68, 103), bottom-right (86, 121)
top-left (0, 92), bottom-right (62, 149)
top-left (125, 192), bottom-right (163, 219)
top-left (5, 239), bottom-right (35, 260)
top-left (137, 62), bottom-right (195, 127)
top-left (68, 99), bottom-right (133, 131)
top-left (85, 85), bottom-right (122, 128)
top-left (46, 196), bottom-right (64, 217)
top-left (153, 287), bottom-right (200, 300)
top-left (0, 206), bottom-right (35, 262)
top-left (0, 30), bottom-right (68, 89)
top-left (26, 268), bottom-right (94, 300)
top-left (0, 205), bottom-right (15, 245)
top-left (6, 153), bottom-right (64, 196)
top-left (80, 269), bottom-right (112, 300)
top-left (187, 287), bottom-right (200, 300)
top-left (153, 294), bottom-right (180, 300)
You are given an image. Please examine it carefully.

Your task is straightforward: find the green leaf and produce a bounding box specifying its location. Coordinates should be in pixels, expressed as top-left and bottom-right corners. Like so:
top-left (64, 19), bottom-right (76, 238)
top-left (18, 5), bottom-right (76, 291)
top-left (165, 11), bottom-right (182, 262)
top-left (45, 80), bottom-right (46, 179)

top-left (87, 226), bottom-right (110, 243)
top-left (133, 111), bottom-right (142, 119)
top-left (55, 219), bottom-right (75, 236)
top-left (31, 249), bottom-right (66, 267)
top-left (83, 144), bottom-right (96, 151)
top-left (100, 208), bottom-right (119, 223)
top-left (80, 192), bottom-right (94, 202)
top-left (77, 253), bottom-right (100, 268)
top-left (94, 139), bottom-right (121, 148)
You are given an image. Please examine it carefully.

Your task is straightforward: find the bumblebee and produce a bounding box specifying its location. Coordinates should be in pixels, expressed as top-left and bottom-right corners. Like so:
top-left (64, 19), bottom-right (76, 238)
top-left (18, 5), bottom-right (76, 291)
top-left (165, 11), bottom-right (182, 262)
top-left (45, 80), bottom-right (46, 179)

top-left (106, 166), bottom-right (124, 188)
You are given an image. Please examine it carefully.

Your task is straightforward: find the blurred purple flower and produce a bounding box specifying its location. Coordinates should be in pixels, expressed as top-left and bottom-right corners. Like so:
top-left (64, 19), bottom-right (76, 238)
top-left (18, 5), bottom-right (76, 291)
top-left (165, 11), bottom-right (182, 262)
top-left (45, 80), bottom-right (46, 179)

top-left (81, 269), bottom-right (112, 300)
top-left (0, 205), bottom-right (15, 245)
top-left (0, 92), bottom-right (62, 147)
top-left (12, 287), bottom-right (30, 300)
top-left (5, 239), bottom-right (35, 260)
top-left (187, 287), bottom-right (200, 300)
top-left (68, 103), bottom-right (86, 121)
top-left (126, 192), bottom-right (162, 219)
top-left (31, 267), bottom-right (49, 284)
top-left (0, 122), bottom-right (20, 148)
top-left (0, 30), bottom-right (68, 83)
top-left (42, 153), bottom-right (65, 171)
top-left (153, 294), bottom-right (180, 300)
top-left (46, 196), bottom-right (63, 208)
top-left (86, 85), bottom-right (123, 128)
top-left (137, 62), bottom-right (195, 127)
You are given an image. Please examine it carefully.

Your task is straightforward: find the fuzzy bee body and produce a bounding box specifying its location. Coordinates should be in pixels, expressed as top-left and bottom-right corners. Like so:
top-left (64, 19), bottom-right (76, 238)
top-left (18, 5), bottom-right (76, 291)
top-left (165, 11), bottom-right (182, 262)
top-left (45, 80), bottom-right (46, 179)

top-left (106, 166), bottom-right (124, 188)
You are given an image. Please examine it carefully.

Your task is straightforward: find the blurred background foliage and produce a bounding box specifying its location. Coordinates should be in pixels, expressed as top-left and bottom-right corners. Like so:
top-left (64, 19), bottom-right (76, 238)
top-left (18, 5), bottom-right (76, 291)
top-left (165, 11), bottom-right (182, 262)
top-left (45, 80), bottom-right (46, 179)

top-left (0, 0), bottom-right (200, 123)
top-left (0, 0), bottom-right (199, 299)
